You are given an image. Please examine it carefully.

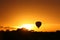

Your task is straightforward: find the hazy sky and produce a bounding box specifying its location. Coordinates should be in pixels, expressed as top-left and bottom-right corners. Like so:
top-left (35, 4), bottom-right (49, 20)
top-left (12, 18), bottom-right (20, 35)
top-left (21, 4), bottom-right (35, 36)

top-left (0, 0), bottom-right (60, 31)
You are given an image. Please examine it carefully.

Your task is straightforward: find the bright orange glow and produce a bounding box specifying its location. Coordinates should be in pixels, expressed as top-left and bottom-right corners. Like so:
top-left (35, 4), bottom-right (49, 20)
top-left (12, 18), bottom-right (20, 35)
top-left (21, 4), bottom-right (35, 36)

top-left (0, 0), bottom-right (60, 32)
top-left (18, 24), bottom-right (34, 31)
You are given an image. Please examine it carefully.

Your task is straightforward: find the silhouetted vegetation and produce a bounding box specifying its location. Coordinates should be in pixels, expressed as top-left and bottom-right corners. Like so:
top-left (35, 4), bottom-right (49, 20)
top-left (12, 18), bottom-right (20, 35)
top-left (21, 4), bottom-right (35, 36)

top-left (0, 28), bottom-right (60, 40)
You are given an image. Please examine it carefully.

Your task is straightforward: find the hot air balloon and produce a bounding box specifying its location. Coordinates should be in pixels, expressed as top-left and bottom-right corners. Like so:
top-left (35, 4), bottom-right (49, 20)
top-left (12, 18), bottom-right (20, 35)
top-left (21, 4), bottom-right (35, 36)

top-left (35, 21), bottom-right (42, 28)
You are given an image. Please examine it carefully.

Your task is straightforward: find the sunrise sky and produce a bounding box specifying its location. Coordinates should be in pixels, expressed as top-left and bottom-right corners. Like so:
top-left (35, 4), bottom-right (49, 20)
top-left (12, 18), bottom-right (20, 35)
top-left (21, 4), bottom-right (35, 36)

top-left (0, 0), bottom-right (60, 32)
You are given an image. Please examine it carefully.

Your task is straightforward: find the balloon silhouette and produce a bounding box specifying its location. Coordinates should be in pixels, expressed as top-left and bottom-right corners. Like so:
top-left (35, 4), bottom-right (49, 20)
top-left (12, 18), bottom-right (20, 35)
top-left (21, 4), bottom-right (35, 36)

top-left (35, 21), bottom-right (42, 28)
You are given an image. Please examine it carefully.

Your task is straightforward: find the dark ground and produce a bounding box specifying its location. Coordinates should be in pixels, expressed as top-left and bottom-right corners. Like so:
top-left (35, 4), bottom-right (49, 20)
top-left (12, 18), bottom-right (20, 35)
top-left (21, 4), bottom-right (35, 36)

top-left (0, 29), bottom-right (60, 40)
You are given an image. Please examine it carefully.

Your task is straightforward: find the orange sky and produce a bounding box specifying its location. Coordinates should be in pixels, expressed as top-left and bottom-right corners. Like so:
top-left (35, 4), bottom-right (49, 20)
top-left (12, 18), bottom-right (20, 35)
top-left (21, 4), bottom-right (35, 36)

top-left (0, 0), bottom-right (60, 32)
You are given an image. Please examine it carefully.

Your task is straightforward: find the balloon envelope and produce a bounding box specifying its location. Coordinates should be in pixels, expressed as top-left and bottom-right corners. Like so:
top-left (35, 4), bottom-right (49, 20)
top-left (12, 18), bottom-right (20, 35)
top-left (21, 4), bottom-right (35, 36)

top-left (35, 21), bottom-right (42, 28)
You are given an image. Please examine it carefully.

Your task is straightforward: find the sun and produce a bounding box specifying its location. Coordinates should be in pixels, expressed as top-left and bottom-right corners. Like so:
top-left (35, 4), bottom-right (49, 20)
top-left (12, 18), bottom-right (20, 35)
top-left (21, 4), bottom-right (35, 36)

top-left (18, 24), bottom-right (34, 31)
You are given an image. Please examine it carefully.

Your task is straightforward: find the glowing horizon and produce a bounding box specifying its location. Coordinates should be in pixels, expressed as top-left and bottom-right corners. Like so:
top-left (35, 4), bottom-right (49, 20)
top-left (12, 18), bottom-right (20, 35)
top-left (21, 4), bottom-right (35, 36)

top-left (0, 23), bottom-right (60, 32)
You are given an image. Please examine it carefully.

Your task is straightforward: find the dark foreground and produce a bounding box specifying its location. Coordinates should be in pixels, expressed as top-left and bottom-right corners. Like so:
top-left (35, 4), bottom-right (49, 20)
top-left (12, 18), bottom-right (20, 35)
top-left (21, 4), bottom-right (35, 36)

top-left (0, 29), bottom-right (60, 40)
